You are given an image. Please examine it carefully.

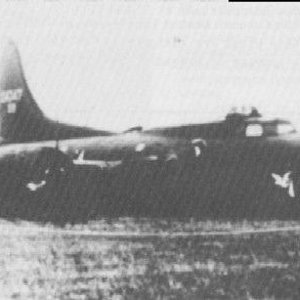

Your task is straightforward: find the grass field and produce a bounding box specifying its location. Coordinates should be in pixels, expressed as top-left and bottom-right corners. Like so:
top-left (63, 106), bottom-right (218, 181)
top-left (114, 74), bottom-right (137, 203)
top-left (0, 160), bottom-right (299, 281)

top-left (1, 218), bottom-right (300, 300)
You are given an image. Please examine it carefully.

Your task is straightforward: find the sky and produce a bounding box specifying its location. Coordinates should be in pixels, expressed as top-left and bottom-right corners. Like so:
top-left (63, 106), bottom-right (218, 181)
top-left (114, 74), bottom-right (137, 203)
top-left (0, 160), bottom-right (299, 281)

top-left (1, 1), bottom-right (300, 131)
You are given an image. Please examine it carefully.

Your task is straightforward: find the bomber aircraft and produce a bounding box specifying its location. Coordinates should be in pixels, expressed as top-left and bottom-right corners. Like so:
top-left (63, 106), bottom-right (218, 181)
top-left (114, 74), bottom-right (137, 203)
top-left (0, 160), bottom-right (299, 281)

top-left (1, 39), bottom-right (299, 219)
top-left (0, 40), bottom-right (203, 200)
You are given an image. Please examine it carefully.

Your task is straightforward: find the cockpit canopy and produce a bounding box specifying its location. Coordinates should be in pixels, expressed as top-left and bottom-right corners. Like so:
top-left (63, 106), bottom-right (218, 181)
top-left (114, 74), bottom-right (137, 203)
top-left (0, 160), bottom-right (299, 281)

top-left (225, 108), bottom-right (296, 138)
top-left (245, 120), bottom-right (296, 137)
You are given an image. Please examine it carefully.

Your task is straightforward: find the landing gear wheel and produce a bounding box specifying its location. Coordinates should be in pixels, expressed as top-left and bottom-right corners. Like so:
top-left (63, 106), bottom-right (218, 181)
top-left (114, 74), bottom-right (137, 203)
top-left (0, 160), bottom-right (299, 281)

top-left (270, 169), bottom-right (300, 218)
top-left (20, 148), bottom-right (74, 221)
top-left (271, 171), bottom-right (296, 199)
top-left (25, 148), bottom-right (73, 195)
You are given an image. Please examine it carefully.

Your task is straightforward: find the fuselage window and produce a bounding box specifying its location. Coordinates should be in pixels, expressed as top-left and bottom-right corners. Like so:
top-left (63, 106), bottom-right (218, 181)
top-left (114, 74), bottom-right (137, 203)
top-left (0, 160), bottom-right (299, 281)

top-left (245, 124), bottom-right (263, 137)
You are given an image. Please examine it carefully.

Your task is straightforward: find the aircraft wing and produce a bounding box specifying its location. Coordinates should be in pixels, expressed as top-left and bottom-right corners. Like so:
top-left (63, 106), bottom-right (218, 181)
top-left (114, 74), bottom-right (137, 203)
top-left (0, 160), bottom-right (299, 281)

top-left (58, 132), bottom-right (204, 171)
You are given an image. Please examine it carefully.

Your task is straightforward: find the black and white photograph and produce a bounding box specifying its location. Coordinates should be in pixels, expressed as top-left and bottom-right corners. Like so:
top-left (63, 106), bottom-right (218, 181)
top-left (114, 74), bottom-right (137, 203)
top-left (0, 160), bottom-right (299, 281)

top-left (1, 1), bottom-right (300, 299)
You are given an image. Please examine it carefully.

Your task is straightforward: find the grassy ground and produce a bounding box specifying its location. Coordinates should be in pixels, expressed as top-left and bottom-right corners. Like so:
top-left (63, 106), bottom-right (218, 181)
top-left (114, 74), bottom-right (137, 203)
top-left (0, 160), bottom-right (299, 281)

top-left (1, 218), bottom-right (300, 300)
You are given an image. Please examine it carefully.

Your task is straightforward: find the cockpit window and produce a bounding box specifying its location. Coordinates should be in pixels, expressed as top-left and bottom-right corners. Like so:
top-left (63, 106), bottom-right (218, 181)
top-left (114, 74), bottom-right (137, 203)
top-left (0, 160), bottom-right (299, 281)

top-left (245, 124), bottom-right (263, 137)
top-left (245, 122), bottom-right (295, 137)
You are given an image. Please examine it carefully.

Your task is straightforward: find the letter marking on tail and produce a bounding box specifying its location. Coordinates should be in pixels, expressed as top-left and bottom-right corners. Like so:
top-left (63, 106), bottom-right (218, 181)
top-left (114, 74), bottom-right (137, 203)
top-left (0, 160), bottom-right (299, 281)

top-left (0, 88), bottom-right (23, 103)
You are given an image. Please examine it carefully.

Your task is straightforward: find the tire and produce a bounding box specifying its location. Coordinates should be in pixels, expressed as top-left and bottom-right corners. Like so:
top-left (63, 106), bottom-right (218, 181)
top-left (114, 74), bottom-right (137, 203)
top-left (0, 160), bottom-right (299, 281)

top-left (266, 167), bottom-right (300, 218)
top-left (25, 148), bottom-right (73, 195)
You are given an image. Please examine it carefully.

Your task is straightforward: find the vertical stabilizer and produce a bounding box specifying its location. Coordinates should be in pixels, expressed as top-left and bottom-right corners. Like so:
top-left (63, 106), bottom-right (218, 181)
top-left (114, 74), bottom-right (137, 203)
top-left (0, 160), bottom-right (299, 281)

top-left (0, 39), bottom-right (112, 143)
top-left (0, 39), bottom-right (46, 142)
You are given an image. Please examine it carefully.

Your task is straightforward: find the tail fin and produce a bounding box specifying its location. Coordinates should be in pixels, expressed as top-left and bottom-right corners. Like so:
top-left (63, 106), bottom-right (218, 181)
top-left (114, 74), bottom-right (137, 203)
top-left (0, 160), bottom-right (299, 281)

top-left (0, 39), bottom-right (46, 143)
top-left (0, 39), bottom-right (113, 143)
